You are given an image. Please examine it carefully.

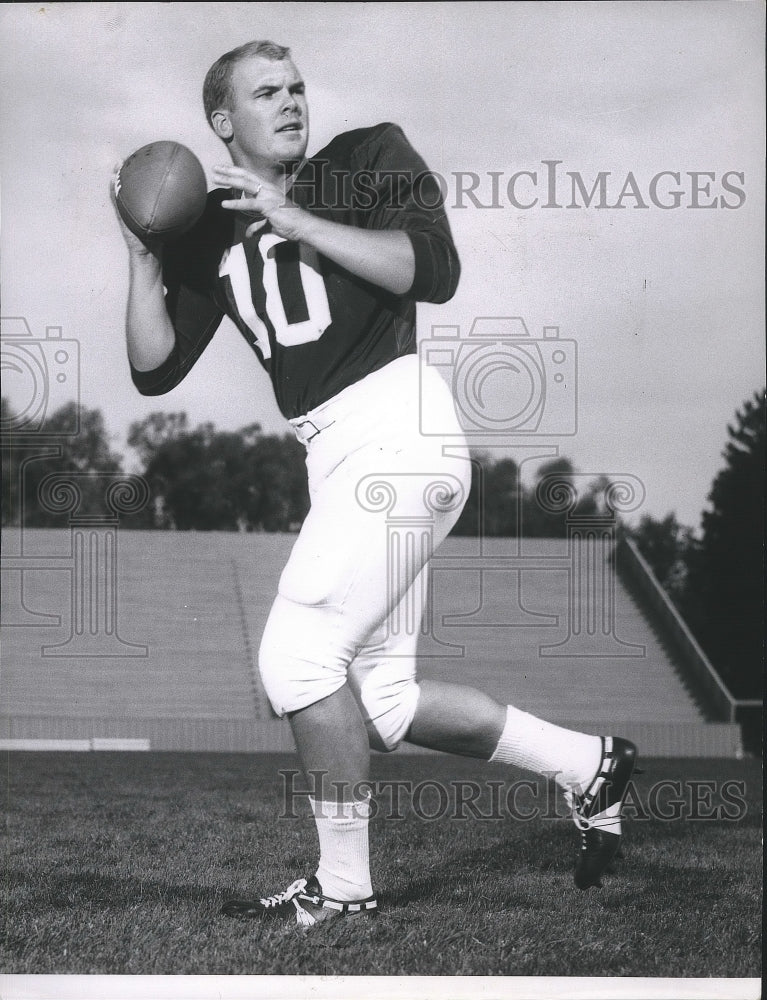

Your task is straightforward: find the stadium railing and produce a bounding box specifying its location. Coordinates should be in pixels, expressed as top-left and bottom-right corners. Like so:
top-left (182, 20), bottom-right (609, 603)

top-left (616, 536), bottom-right (761, 726)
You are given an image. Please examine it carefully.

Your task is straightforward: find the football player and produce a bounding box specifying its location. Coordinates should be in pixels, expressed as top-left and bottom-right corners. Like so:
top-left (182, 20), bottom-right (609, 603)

top-left (114, 39), bottom-right (638, 925)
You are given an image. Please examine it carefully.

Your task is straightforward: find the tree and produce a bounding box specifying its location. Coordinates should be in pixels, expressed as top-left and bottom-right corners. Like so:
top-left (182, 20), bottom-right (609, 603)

top-left (1, 397), bottom-right (21, 525)
top-left (451, 452), bottom-right (483, 537)
top-left (525, 457), bottom-right (575, 536)
top-left (241, 433), bottom-right (310, 532)
top-left (627, 512), bottom-right (695, 607)
top-left (127, 411), bottom-right (190, 467)
top-left (685, 390), bottom-right (765, 697)
top-left (483, 458), bottom-right (521, 536)
top-left (450, 452), bottom-right (524, 538)
top-left (139, 425), bottom-right (247, 530)
top-left (1, 398), bottom-right (124, 526)
top-left (128, 413), bottom-right (309, 531)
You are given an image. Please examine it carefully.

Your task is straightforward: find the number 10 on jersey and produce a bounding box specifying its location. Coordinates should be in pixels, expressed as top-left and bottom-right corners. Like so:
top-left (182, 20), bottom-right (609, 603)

top-left (219, 234), bottom-right (332, 360)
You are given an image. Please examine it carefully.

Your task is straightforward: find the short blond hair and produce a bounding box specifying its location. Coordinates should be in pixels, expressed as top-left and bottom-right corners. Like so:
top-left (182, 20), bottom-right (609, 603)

top-left (203, 40), bottom-right (291, 126)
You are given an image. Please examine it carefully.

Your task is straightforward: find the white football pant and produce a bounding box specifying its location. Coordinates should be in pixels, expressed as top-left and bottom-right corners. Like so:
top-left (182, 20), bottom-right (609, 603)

top-left (258, 355), bottom-right (471, 750)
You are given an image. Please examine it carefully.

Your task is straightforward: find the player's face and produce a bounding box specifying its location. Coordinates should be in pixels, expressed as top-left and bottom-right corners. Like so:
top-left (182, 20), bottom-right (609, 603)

top-left (226, 56), bottom-right (309, 170)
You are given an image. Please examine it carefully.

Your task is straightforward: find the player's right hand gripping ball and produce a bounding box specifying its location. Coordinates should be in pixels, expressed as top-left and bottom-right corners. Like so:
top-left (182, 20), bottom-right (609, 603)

top-left (115, 141), bottom-right (207, 243)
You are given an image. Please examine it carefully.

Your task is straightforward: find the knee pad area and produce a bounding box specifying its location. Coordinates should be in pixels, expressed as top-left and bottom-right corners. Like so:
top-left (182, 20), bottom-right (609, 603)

top-left (352, 667), bottom-right (421, 753)
top-left (259, 594), bottom-right (422, 751)
top-left (258, 595), bottom-right (354, 716)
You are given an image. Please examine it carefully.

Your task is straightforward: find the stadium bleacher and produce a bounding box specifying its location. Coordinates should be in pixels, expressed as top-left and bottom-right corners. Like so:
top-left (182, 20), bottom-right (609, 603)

top-left (0, 529), bottom-right (747, 756)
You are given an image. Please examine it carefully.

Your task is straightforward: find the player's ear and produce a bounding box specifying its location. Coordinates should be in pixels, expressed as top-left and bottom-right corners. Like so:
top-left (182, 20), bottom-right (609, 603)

top-left (211, 109), bottom-right (234, 143)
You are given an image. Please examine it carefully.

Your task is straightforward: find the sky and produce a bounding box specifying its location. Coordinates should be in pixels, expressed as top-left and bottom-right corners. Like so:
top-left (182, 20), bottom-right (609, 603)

top-left (0, 1), bottom-right (764, 529)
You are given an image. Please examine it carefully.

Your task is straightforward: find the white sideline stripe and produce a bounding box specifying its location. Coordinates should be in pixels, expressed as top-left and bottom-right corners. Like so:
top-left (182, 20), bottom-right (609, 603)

top-left (0, 738), bottom-right (151, 751)
top-left (92, 738), bottom-right (151, 751)
top-left (0, 974), bottom-right (761, 999)
top-left (0, 740), bottom-right (91, 751)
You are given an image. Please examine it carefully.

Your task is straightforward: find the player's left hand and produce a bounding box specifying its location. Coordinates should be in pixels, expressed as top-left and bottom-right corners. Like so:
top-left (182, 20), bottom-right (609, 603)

top-left (214, 165), bottom-right (309, 241)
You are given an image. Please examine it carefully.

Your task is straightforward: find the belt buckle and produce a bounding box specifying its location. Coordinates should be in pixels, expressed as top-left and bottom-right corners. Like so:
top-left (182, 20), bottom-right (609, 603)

top-left (296, 419), bottom-right (321, 443)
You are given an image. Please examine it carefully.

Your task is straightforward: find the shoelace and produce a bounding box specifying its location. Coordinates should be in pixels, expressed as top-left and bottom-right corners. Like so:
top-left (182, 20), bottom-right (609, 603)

top-left (563, 788), bottom-right (591, 830)
top-left (259, 878), bottom-right (307, 909)
top-left (566, 756), bottom-right (613, 832)
top-left (572, 805), bottom-right (594, 831)
top-left (571, 797), bottom-right (624, 832)
top-left (566, 788), bottom-right (615, 832)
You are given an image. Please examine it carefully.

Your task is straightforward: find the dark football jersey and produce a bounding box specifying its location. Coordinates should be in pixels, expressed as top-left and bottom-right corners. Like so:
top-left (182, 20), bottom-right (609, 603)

top-left (130, 123), bottom-right (461, 418)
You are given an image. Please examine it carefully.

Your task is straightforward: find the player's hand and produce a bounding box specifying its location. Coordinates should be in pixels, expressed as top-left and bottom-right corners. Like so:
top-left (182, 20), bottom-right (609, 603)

top-left (213, 165), bottom-right (310, 242)
top-left (110, 164), bottom-right (163, 261)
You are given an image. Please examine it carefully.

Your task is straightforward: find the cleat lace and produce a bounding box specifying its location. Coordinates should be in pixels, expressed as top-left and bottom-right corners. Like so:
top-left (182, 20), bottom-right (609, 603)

top-left (571, 801), bottom-right (622, 832)
top-left (569, 789), bottom-right (622, 833)
top-left (572, 804), bottom-right (593, 831)
top-left (565, 787), bottom-right (597, 832)
top-left (259, 878), bottom-right (307, 909)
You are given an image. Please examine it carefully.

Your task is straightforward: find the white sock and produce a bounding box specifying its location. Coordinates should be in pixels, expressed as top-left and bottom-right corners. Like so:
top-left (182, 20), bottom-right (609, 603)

top-left (489, 705), bottom-right (602, 794)
top-left (310, 797), bottom-right (373, 901)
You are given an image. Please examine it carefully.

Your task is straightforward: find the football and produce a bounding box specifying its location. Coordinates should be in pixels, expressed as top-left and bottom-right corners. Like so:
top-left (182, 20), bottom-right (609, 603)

top-left (115, 141), bottom-right (207, 242)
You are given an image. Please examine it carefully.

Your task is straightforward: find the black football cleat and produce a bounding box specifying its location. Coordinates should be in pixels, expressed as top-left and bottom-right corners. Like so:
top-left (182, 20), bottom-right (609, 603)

top-left (220, 875), bottom-right (378, 926)
top-left (572, 736), bottom-right (638, 890)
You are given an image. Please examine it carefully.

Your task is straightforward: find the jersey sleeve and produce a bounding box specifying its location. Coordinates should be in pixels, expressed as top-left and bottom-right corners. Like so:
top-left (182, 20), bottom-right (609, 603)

top-left (129, 198), bottom-right (226, 396)
top-left (353, 123), bottom-right (461, 304)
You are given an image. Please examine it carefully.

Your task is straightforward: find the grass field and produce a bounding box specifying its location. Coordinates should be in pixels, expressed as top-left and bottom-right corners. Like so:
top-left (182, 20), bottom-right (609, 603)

top-left (1, 751), bottom-right (761, 978)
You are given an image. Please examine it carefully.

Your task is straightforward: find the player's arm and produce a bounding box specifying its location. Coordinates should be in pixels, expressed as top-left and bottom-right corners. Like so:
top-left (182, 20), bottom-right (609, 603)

top-left (111, 174), bottom-right (177, 369)
top-left (214, 125), bottom-right (459, 303)
top-left (355, 123), bottom-right (461, 304)
top-left (275, 213), bottom-right (416, 296)
top-left (124, 246), bottom-right (178, 371)
top-left (213, 165), bottom-right (415, 295)
top-left (112, 174), bottom-right (223, 395)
